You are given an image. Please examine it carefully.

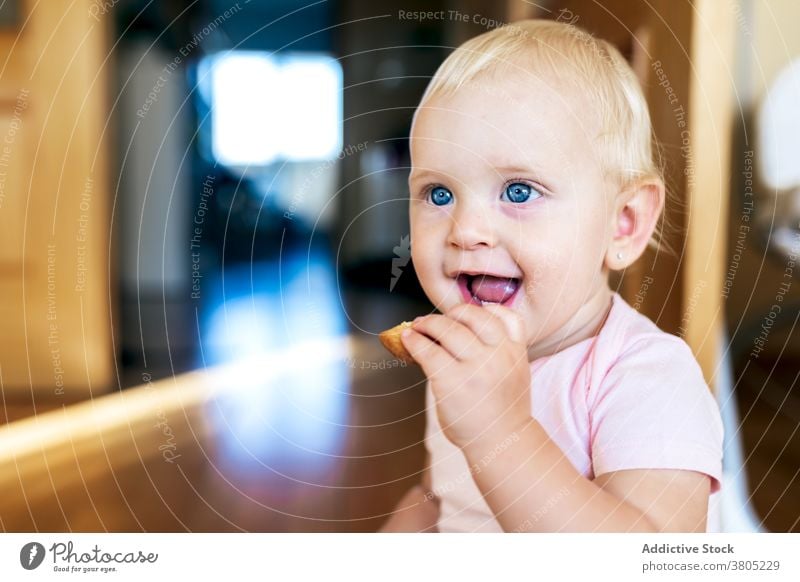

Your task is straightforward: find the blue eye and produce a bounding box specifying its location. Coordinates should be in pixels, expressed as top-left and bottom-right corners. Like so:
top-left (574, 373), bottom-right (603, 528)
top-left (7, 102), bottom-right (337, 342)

top-left (503, 182), bottom-right (538, 203)
top-left (429, 186), bottom-right (453, 206)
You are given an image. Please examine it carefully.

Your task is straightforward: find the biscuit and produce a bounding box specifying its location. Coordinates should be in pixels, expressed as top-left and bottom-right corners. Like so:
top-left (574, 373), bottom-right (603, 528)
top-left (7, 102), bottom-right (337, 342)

top-left (378, 321), bottom-right (416, 364)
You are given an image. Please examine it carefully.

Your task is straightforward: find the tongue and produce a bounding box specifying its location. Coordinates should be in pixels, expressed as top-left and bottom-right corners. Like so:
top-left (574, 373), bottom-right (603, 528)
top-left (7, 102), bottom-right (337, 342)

top-left (470, 276), bottom-right (518, 303)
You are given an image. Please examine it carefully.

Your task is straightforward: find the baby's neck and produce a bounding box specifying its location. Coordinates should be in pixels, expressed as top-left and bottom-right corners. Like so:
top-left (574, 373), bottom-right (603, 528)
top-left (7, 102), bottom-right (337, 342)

top-left (526, 287), bottom-right (614, 361)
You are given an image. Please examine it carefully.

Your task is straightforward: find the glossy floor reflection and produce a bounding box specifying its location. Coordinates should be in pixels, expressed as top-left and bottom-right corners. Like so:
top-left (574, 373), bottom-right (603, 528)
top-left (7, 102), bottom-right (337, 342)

top-left (188, 335), bottom-right (427, 531)
top-left (198, 252), bottom-right (350, 476)
top-left (0, 331), bottom-right (427, 532)
top-left (154, 244), bottom-right (429, 531)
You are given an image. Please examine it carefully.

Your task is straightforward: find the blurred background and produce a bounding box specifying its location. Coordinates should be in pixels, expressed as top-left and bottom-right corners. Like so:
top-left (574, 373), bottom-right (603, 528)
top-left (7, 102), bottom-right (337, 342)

top-left (0, 0), bottom-right (797, 532)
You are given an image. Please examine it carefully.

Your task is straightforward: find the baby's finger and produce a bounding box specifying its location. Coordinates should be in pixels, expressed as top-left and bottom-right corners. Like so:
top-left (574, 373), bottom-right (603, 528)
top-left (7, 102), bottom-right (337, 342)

top-left (411, 314), bottom-right (482, 361)
top-left (479, 304), bottom-right (526, 343)
top-left (445, 303), bottom-right (507, 346)
top-left (400, 327), bottom-right (456, 376)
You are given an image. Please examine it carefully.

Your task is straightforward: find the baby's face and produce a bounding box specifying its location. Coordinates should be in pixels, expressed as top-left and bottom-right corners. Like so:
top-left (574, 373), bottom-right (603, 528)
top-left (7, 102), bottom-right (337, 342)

top-left (408, 70), bottom-right (618, 357)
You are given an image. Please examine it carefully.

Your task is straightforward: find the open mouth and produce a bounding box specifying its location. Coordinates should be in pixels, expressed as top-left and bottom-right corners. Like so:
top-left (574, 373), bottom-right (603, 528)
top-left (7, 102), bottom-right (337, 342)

top-left (456, 274), bottom-right (521, 307)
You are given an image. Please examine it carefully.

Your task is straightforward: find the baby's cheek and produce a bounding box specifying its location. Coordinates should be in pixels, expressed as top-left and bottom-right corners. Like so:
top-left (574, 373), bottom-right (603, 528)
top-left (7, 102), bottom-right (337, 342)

top-left (513, 240), bottom-right (560, 276)
top-left (409, 237), bottom-right (427, 269)
top-left (409, 242), bottom-right (437, 283)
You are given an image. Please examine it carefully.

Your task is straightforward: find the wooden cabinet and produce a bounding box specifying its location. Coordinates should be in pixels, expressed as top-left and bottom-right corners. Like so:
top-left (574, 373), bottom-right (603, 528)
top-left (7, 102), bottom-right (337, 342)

top-left (0, 1), bottom-right (113, 397)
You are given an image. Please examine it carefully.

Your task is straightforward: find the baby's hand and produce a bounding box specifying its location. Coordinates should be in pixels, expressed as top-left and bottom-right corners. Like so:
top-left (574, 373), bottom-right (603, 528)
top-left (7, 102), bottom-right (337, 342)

top-left (401, 304), bottom-right (532, 452)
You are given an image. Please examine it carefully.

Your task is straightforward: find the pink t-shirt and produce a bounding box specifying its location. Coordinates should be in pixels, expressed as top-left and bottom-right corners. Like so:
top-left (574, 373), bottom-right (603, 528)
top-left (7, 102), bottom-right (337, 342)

top-left (425, 291), bottom-right (724, 532)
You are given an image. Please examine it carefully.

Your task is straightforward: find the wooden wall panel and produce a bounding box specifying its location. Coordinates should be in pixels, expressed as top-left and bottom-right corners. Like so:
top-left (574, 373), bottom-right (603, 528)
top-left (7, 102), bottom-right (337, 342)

top-left (536, 0), bottom-right (736, 388)
top-left (0, 0), bottom-right (113, 397)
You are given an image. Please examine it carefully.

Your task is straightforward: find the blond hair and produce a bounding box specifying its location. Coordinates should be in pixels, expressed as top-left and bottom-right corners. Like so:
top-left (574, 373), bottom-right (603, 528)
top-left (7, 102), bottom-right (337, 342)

top-left (415, 19), bottom-right (673, 254)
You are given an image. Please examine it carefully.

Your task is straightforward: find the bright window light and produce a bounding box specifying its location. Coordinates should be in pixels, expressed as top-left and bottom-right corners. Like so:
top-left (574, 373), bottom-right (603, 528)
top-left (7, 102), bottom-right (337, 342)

top-left (207, 52), bottom-right (342, 167)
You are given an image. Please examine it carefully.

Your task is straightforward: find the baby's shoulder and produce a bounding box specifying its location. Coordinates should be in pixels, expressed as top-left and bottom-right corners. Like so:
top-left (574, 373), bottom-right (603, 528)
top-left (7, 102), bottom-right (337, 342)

top-left (602, 293), bottom-right (691, 354)
top-left (594, 293), bottom-right (705, 388)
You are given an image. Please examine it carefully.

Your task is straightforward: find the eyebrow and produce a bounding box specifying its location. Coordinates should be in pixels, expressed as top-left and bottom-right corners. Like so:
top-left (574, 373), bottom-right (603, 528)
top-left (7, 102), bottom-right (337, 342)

top-left (410, 164), bottom-right (539, 180)
top-left (493, 164), bottom-right (539, 175)
top-left (410, 164), bottom-right (555, 190)
top-left (494, 153), bottom-right (558, 170)
top-left (408, 169), bottom-right (450, 184)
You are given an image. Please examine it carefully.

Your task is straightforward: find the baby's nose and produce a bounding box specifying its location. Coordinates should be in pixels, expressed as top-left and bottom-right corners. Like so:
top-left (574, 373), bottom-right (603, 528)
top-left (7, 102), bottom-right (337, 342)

top-left (447, 202), bottom-right (497, 249)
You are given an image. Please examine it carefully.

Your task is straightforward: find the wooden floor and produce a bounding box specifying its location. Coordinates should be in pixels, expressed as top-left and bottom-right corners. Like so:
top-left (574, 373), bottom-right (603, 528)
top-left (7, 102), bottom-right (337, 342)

top-left (0, 333), bottom-right (427, 532)
top-left (724, 226), bottom-right (800, 533)
top-left (735, 351), bottom-right (800, 532)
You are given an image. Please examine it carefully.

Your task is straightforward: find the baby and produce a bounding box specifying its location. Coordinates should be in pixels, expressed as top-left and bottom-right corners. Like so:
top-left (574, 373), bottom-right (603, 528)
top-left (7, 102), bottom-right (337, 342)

top-left (380, 19), bottom-right (723, 533)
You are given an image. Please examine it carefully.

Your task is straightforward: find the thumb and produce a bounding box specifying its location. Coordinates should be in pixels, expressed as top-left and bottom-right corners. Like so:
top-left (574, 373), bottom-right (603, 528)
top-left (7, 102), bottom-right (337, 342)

top-left (480, 304), bottom-right (526, 343)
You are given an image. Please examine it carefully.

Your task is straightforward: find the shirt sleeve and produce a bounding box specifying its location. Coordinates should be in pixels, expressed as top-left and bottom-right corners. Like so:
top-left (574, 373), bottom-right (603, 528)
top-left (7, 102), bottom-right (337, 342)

top-left (588, 336), bottom-right (724, 493)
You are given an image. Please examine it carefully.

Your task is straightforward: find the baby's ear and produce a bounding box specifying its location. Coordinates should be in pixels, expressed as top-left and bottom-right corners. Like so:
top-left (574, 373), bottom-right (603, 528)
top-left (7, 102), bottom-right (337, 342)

top-left (605, 177), bottom-right (665, 270)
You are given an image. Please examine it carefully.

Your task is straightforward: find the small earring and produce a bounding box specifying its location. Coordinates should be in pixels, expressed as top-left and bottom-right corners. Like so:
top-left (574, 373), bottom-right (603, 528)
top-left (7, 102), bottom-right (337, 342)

top-left (616, 252), bottom-right (623, 260)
